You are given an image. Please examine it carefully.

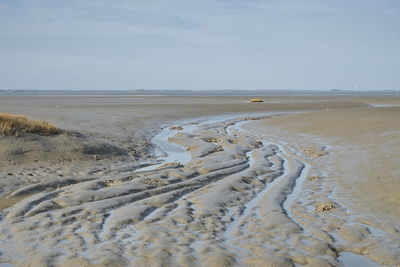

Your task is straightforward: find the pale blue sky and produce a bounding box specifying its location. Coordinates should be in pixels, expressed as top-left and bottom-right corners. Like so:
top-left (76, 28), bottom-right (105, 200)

top-left (0, 0), bottom-right (399, 90)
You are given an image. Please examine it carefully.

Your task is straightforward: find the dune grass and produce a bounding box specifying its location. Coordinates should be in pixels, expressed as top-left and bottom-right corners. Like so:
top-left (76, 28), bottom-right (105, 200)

top-left (0, 112), bottom-right (59, 136)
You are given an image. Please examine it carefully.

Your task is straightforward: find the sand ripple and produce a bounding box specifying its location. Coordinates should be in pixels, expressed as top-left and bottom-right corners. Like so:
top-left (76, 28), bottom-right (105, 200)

top-left (0, 115), bottom-right (399, 266)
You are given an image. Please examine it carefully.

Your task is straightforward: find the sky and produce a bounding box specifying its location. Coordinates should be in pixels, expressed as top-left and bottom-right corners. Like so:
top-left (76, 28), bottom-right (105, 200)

top-left (0, 0), bottom-right (399, 90)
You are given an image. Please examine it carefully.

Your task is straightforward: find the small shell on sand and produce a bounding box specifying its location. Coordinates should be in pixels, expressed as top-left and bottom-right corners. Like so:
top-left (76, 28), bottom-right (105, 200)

top-left (204, 137), bottom-right (219, 143)
top-left (228, 139), bottom-right (239, 144)
top-left (307, 175), bottom-right (320, 181)
top-left (169, 125), bottom-right (183, 130)
top-left (216, 146), bottom-right (224, 152)
top-left (249, 98), bottom-right (264, 103)
top-left (92, 155), bottom-right (102, 160)
top-left (316, 202), bottom-right (336, 212)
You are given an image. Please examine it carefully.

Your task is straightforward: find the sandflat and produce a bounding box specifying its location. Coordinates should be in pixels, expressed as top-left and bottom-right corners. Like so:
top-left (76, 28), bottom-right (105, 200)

top-left (0, 94), bottom-right (399, 266)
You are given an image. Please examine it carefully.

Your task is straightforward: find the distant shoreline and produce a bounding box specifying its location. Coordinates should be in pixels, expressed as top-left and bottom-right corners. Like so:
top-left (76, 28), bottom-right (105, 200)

top-left (1, 89), bottom-right (400, 96)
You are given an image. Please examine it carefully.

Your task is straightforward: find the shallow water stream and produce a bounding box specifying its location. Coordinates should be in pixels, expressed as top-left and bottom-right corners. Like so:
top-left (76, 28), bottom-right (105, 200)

top-left (147, 114), bottom-right (384, 267)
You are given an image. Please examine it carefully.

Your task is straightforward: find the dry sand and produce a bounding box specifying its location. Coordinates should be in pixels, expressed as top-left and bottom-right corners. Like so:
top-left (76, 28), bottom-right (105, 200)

top-left (0, 94), bottom-right (399, 266)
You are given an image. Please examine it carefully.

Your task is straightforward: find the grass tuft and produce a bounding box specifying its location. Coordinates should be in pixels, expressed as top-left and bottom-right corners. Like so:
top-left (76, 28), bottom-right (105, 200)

top-left (0, 113), bottom-right (59, 136)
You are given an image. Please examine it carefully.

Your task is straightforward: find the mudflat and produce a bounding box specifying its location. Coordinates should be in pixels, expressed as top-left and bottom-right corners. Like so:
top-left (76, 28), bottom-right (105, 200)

top-left (257, 105), bottom-right (400, 222)
top-left (0, 94), bottom-right (399, 266)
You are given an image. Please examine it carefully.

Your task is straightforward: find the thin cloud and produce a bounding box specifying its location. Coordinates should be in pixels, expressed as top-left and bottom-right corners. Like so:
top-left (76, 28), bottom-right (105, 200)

top-left (0, 0), bottom-right (399, 90)
top-left (259, 1), bottom-right (336, 13)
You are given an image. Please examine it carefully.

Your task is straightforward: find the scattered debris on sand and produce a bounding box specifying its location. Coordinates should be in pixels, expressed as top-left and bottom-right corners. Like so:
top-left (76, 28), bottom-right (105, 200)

top-left (307, 175), bottom-right (320, 181)
top-left (167, 137), bottom-right (177, 142)
top-left (103, 179), bottom-right (122, 187)
top-left (304, 147), bottom-right (325, 158)
top-left (92, 155), bottom-right (102, 160)
top-left (156, 162), bottom-right (184, 169)
top-left (239, 116), bottom-right (270, 121)
top-left (169, 125), bottom-right (184, 130)
top-left (316, 202), bottom-right (336, 212)
top-left (228, 139), bottom-right (239, 144)
top-left (204, 137), bottom-right (219, 143)
top-left (186, 145), bottom-right (198, 151)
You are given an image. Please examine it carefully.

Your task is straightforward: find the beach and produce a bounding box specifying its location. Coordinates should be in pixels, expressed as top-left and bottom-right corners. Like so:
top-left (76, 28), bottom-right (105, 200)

top-left (0, 94), bottom-right (399, 266)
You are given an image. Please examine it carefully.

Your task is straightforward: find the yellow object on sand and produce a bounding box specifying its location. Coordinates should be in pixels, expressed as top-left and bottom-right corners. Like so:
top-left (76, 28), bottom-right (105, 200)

top-left (249, 98), bottom-right (264, 103)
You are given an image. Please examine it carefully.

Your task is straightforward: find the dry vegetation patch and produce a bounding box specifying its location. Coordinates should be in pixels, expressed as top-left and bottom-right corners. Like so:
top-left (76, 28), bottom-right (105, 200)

top-left (249, 98), bottom-right (264, 103)
top-left (0, 113), bottom-right (59, 136)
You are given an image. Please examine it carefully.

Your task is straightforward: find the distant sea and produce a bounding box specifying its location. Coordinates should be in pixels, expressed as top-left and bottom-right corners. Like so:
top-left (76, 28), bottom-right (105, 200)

top-left (0, 89), bottom-right (399, 96)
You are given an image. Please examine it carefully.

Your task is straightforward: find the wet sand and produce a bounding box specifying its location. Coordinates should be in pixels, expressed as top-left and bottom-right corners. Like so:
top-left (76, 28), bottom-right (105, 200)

top-left (0, 94), bottom-right (399, 266)
top-left (246, 105), bottom-right (400, 266)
